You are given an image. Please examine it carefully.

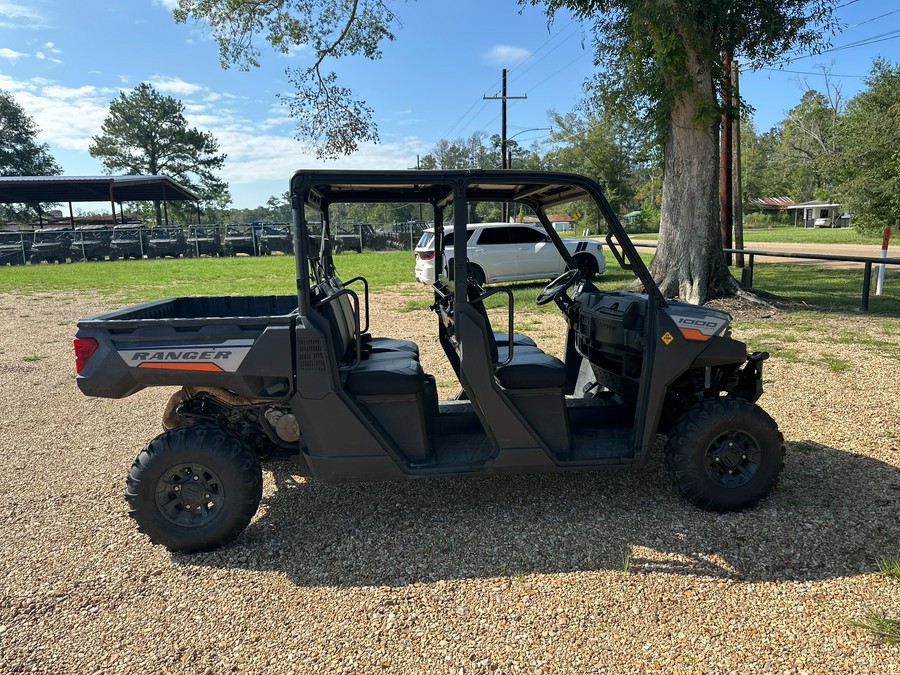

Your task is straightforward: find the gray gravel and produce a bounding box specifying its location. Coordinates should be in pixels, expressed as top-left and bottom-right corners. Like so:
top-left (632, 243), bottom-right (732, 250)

top-left (1, 289), bottom-right (898, 673)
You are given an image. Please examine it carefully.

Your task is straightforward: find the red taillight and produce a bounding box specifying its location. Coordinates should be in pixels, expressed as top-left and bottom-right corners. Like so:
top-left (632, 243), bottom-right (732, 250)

top-left (417, 251), bottom-right (435, 261)
top-left (73, 337), bottom-right (99, 374)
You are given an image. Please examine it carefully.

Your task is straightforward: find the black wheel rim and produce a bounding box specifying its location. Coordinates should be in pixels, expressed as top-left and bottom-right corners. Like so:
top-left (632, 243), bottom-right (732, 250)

top-left (155, 462), bottom-right (224, 528)
top-left (704, 430), bottom-right (761, 488)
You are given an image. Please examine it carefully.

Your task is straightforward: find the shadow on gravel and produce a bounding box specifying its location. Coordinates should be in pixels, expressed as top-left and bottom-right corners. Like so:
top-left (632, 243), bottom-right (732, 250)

top-left (177, 440), bottom-right (899, 586)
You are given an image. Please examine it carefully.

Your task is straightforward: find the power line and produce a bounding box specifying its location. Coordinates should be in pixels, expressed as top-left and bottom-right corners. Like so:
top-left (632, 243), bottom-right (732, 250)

top-left (846, 8), bottom-right (900, 29)
top-left (758, 67), bottom-right (867, 78)
top-left (776, 29), bottom-right (900, 65)
top-left (437, 18), bottom-right (584, 141)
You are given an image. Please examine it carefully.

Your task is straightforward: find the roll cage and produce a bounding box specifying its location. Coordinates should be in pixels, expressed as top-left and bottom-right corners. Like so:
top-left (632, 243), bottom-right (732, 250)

top-left (289, 169), bottom-right (665, 316)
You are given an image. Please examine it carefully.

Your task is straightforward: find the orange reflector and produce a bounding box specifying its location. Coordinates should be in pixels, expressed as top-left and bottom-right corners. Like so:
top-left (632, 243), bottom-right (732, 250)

top-left (137, 362), bottom-right (223, 372)
top-left (679, 328), bottom-right (711, 341)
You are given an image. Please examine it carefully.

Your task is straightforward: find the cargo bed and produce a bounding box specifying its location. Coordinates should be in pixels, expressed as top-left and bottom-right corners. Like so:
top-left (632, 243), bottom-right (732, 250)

top-left (75, 295), bottom-right (299, 399)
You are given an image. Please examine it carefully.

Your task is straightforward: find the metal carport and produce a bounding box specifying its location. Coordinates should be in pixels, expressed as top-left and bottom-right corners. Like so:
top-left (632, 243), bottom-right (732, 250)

top-left (0, 175), bottom-right (200, 228)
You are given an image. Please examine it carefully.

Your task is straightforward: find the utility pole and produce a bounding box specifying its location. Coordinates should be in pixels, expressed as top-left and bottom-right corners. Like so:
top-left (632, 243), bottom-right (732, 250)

top-left (484, 68), bottom-right (526, 222)
top-left (719, 53), bottom-right (733, 265)
top-left (732, 60), bottom-right (744, 269)
top-left (408, 155), bottom-right (423, 222)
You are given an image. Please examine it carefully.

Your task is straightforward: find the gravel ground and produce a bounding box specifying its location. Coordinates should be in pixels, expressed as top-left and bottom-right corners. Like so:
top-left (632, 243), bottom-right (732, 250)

top-left (0, 287), bottom-right (898, 674)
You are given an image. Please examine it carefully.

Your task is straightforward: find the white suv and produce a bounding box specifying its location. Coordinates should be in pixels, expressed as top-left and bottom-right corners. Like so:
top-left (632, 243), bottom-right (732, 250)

top-left (414, 222), bottom-right (605, 285)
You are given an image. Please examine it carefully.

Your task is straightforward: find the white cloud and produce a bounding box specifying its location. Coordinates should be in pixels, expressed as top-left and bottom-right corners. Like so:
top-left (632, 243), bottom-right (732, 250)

top-left (0, 1), bottom-right (43, 28)
top-left (148, 75), bottom-right (204, 96)
top-left (0, 77), bottom-right (113, 152)
top-left (0, 71), bottom-right (429, 208)
top-left (483, 45), bottom-right (531, 68)
top-left (0, 47), bottom-right (26, 60)
top-left (153, 0), bottom-right (179, 10)
top-left (35, 51), bottom-right (62, 63)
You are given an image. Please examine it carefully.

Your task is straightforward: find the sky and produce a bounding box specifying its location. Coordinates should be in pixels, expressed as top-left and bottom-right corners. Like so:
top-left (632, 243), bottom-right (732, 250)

top-left (0, 0), bottom-right (898, 211)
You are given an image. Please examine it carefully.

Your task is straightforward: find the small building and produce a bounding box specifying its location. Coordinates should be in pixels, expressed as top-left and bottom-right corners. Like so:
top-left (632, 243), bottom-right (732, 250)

top-left (785, 200), bottom-right (850, 228)
top-left (751, 196), bottom-right (795, 216)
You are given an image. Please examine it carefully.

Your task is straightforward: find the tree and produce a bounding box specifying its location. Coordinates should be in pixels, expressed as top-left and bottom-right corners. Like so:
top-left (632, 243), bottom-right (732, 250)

top-left (0, 91), bottom-right (62, 177)
top-left (89, 83), bottom-right (230, 223)
top-left (832, 59), bottom-right (900, 233)
top-left (545, 104), bottom-right (638, 214)
top-left (0, 90), bottom-right (62, 221)
top-left (528, 0), bottom-right (835, 303)
top-left (772, 88), bottom-right (842, 200)
top-left (173, 0), bottom-right (395, 160)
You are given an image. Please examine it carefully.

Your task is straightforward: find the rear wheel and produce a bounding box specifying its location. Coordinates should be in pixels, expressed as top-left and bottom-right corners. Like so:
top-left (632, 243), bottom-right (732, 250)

top-left (664, 396), bottom-right (784, 512)
top-left (125, 424), bottom-right (262, 552)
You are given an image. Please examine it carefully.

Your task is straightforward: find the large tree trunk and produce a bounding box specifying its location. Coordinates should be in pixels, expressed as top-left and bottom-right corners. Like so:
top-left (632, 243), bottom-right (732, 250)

top-left (648, 47), bottom-right (738, 305)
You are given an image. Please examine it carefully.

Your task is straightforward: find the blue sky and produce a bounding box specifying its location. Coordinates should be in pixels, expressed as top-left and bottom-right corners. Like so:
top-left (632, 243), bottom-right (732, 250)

top-left (0, 0), bottom-right (897, 210)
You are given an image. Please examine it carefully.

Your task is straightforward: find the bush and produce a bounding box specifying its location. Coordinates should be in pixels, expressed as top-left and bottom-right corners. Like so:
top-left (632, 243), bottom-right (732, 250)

top-left (742, 211), bottom-right (792, 229)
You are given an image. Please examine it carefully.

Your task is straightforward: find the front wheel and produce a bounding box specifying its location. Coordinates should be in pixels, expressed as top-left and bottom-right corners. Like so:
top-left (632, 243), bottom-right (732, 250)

top-left (664, 396), bottom-right (784, 512)
top-left (125, 424), bottom-right (262, 552)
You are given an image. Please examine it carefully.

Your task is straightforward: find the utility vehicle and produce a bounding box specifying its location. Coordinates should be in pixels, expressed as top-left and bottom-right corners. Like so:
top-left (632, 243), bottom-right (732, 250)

top-left (256, 221), bottom-right (294, 255)
top-left (108, 224), bottom-right (148, 261)
top-left (30, 228), bottom-right (72, 264)
top-left (223, 224), bottom-right (260, 256)
top-left (72, 225), bottom-right (113, 261)
top-left (185, 224), bottom-right (222, 258)
top-left (147, 225), bottom-right (187, 259)
top-left (74, 170), bottom-right (783, 552)
top-left (0, 230), bottom-right (32, 265)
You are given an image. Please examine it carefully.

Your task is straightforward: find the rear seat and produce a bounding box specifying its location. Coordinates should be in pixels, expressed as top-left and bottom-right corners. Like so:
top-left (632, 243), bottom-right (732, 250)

top-left (312, 279), bottom-right (425, 397)
top-left (329, 276), bottom-right (419, 357)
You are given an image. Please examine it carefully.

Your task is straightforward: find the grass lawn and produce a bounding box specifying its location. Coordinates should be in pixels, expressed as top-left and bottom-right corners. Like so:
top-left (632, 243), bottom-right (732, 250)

top-left (632, 226), bottom-right (885, 245)
top-left (1, 248), bottom-right (897, 316)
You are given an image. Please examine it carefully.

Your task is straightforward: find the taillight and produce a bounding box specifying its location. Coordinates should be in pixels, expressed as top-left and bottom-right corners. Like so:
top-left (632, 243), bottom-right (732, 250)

top-left (417, 251), bottom-right (435, 261)
top-left (74, 337), bottom-right (99, 374)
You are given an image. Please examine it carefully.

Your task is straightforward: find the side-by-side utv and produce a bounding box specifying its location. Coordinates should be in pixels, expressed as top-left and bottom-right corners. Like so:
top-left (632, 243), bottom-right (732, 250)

top-left (74, 170), bottom-right (783, 552)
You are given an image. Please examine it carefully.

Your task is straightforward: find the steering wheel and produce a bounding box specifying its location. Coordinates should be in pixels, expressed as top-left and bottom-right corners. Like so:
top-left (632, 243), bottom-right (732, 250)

top-left (535, 268), bottom-right (581, 306)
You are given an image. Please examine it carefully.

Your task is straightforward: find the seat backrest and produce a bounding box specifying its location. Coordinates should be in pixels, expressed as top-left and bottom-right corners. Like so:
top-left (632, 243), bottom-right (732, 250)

top-left (466, 282), bottom-right (499, 363)
top-left (312, 281), bottom-right (355, 363)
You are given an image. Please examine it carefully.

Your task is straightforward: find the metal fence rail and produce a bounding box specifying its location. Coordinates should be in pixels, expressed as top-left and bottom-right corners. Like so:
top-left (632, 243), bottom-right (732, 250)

top-left (632, 243), bottom-right (900, 311)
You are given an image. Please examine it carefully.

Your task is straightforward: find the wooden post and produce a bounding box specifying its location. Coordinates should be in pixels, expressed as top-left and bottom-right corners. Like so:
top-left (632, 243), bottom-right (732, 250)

top-left (732, 60), bottom-right (744, 268)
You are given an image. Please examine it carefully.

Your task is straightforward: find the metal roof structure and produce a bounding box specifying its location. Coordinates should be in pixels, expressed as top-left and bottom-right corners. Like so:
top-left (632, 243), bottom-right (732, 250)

top-left (0, 175), bottom-right (199, 204)
top-left (784, 199), bottom-right (843, 210)
top-left (751, 196), bottom-right (795, 210)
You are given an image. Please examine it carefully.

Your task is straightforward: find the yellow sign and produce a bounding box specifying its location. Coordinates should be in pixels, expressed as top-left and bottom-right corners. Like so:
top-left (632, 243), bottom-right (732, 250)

top-left (661, 332), bottom-right (674, 345)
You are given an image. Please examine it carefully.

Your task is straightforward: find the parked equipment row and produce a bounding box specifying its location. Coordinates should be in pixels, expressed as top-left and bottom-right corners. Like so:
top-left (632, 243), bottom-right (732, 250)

top-left (0, 222), bottom-right (294, 265)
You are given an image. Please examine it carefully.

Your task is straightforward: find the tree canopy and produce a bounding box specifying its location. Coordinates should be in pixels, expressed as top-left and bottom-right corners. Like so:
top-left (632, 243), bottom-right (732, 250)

top-left (1, 90), bottom-right (62, 221)
top-left (89, 83), bottom-right (230, 213)
top-left (0, 90), bottom-right (61, 178)
top-left (524, 0), bottom-right (836, 302)
top-left (832, 59), bottom-right (900, 233)
top-left (173, 0), bottom-right (395, 159)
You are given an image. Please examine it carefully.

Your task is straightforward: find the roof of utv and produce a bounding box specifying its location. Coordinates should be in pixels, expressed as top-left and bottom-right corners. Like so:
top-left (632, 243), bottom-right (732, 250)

top-left (291, 169), bottom-right (595, 210)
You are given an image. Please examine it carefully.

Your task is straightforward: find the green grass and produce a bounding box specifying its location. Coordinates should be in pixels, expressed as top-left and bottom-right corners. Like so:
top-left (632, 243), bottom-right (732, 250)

top-left (1, 248), bottom-right (897, 318)
top-left (632, 227), bottom-right (882, 244)
top-left (852, 611), bottom-right (900, 647)
top-left (819, 354), bottom-right (850, 372)
top-left (877, 556), bottom-right (900, 579)
top-left (749, 264), bottom-right (900, 315)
